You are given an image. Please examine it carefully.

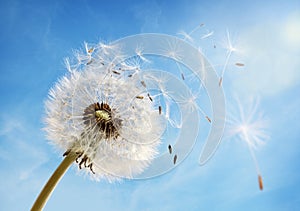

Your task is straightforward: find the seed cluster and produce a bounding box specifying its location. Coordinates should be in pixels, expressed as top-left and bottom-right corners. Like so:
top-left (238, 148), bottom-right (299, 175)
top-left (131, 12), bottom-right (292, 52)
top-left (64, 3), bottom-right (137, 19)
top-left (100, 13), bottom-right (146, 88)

top-left (83, 102), bottom-right (119, 139)
top-left (65, 102), bottom-right (121, 174)
top-left (45, 41), bottom-right (165, 181)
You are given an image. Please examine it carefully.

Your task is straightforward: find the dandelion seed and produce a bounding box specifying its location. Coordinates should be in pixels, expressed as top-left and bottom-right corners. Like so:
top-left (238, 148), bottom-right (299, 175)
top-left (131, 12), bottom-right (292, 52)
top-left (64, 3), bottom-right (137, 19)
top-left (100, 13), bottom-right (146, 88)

top-left (141, 81), bottom-right (146, 88)
top-left (135, 46), bottom-right (151, 63)
top-left (147, 93), bottom-right (153, 102)
top-left (220, 30), bottom-right (240, 85)
top-left (258, 174), bottom-right (263, 190)
top-left (112, 70), bottom-right (121, 75)
top-left (136, 96), bottom-right (144, 99)
top-left (235, 62), bottom-right (245, 67)
top-left (158, 106), bottom-right (162, 115)
top-left (178, 23), bottom-right (205, 43)
top-left (173, 154), bottom-right (177, 164)
top-left (205, 116), bottom-right (212, 123)
top-left (175, 88), bottom-right (211, 127)
top-left (163, 38), bottom-right (183, 61)
top-left (168, 144), bottom-right (172, 154)
top-left (219, 77), bottom-right (223, 86)
top-left (88, 48), bottom-right (94, 53)
top-left (84, 42), bottom-right (94, 54)
top-left (181, 73), bottom-right (185, 80)
top-left (227, 97), bottom-right (269, 191)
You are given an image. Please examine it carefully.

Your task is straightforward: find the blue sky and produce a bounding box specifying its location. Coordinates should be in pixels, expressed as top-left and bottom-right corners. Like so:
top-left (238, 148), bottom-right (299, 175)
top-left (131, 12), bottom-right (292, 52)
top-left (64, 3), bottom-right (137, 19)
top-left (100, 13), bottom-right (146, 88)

top-left (0, 0), bottom-right (300, 210)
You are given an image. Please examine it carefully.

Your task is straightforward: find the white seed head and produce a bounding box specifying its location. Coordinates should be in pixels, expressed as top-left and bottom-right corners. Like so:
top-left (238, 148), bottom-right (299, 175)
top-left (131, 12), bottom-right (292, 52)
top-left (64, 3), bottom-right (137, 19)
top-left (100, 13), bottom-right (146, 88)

top-left (44, 42), bottom-right (165, 182)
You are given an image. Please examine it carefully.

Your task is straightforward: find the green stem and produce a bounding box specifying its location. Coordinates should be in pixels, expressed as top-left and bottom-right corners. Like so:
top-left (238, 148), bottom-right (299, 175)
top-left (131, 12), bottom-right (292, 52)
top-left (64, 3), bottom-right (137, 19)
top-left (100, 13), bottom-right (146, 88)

top-left (31, 151), bottom-right (77, 211)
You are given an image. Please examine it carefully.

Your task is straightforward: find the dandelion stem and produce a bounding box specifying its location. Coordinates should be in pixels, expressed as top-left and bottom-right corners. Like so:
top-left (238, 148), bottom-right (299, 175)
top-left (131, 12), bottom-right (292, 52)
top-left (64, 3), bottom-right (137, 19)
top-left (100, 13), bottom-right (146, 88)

top-left (31, 151), bottom-right (77, 211)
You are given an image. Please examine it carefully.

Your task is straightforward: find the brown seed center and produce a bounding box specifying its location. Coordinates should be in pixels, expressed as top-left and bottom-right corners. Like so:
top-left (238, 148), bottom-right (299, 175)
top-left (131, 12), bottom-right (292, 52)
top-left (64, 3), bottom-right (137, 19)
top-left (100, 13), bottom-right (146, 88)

top-left (83, 102), bottom-right (119, 139)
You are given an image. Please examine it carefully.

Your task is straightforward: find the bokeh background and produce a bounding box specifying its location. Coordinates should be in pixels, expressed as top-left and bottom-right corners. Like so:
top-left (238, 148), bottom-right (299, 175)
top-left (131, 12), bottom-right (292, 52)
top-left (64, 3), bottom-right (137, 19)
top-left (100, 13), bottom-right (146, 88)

top-left (0, 0), bottom-right (299, 210)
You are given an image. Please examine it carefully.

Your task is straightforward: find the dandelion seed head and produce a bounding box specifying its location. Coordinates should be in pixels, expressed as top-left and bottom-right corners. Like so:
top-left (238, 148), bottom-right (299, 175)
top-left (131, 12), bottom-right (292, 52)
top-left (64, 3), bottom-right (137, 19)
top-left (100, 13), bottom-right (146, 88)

top-left (44, 42), bottom-right (166, 181)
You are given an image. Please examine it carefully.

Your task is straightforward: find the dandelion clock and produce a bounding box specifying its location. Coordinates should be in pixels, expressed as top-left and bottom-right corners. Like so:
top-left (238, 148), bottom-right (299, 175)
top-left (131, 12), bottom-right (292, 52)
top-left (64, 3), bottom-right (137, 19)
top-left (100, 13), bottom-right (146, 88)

top-left (31, 33), bottom-right (226, 210)
top-left (31, 42), bottom-right (165, 210)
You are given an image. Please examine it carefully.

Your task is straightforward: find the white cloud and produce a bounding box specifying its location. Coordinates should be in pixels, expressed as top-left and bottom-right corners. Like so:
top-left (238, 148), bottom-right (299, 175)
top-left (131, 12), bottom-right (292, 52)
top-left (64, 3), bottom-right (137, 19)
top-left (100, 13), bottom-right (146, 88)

top-left (0, 113), bottom-right (49, 184)
top-left (0, 118), bottom-right (24, 136)
top-left (282, 12), bottom-right (300, 49)
top-left (0, 112), bottom-right (51, 210)
top-left (230, 12), bottom-right (300, 96)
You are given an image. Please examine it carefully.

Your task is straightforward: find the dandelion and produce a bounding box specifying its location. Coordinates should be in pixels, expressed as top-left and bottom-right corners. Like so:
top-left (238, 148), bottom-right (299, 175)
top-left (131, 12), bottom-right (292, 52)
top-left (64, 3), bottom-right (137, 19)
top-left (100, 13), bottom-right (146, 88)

top-left (226, 96), bottom-right (269, 190)
top-left (31, 42), bottom-right (165, 210)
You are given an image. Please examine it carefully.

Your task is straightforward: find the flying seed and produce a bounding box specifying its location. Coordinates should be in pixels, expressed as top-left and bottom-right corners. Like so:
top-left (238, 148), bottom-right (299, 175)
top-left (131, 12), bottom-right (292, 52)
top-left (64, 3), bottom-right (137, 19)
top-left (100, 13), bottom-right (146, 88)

top-left (258, 174), bottom-right (263, 190)
top-left (147, 93), bottom-right (153, 101)
top-left (136, 96), bottom-right (144, 99)
top-left (173, 155), bottom-right (177, 164)
top-left (159, 106), bottom-right (162, 115)
top-left (219, 77), bottom-right (223, 86)
top-left (181, 73), bottom-right (185, 80)
top-left (235, 62), bottom-right (245, 67)
top-left (206, 116), bottom-right (211, 123)
top-left (112, 70), bottom-right (120, 75)
top-left (141, 81), bottom-right (146, 88)
top-left (168, 145), bottom-right (172, 154)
